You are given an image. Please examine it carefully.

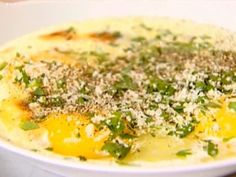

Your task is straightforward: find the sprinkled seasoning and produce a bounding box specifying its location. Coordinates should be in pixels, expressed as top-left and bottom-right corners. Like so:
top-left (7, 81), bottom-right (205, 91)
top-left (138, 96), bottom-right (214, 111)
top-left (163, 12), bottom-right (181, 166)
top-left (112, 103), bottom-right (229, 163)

top-left (9, 22), bottom-right (236, 160)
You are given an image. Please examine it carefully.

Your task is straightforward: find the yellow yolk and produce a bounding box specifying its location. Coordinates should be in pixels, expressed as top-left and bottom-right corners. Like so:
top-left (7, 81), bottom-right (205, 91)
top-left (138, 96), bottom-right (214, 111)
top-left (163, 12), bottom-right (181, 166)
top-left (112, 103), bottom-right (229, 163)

top-left (42, 114), bottom-right (109, 159)
top-left (215, 100), bottom-right (236, 138)
top-left (195, 99), bottom-right (236, 139)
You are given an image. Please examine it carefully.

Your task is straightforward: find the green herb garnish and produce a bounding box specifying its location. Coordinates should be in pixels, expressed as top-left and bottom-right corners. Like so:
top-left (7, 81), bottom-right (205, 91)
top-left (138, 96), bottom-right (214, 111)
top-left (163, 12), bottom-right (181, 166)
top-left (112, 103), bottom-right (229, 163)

top-left (57, 78), bottom-right (67, 90)
top-left (119, 133), bottom-right (136, 139)
top-left (176, 149), bottom-right (192, 157)
top-left (29, 77), bottom-right (43, 89)
top-left (20, 120), bottom-right (39, 131)
top-left (102, 141), bottom-right (131, 160)
top-left (78, 156), bottom-right (87, 161)
top-left (170, 121), bottom-right (196, 138)
top-left (173, 104), bottom-right (184, 113)
top-left (76, 96), bottom-right (88, 105)
top-left (113, 74), bottom-right (137, 94)
top-left (16, 66), bottom-right (31, 87)
top-left (105, 112), bottom-right (125, 135)
top-left (204, 141), bottom-right (219, 157)
top-left (223, 136), bottom-right (235, 142)
top-left (111, 31), bottom-right (122, 38)
top-left (49, 97), bottom-right (65, 107)
top-left (132, 36), bottom-right (146, 43)
top-left (45, 147), bottom-right (53, 151)
top-left (89, 51), bottom-right (109, 64)
top-left (228, 101), bottom-right (236, 112)
top-left (148, 77), bottom-right (175, 96)
top-left (140, 23), bottom-right (152, 31)
top-left (66, 26), bottom-right (76, 34)
top-left (0, 62), bottom-right (7, 71)
top-left (33, 87), bottom-right (46, 96)
top-left (206, 101), bottom-right (222, 108)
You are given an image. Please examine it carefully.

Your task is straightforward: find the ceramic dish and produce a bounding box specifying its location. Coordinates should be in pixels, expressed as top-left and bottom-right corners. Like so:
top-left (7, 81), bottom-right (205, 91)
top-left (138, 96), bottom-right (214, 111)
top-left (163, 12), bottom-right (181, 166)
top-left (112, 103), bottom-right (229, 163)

top-left (0, 1), bottom-right (236, 177)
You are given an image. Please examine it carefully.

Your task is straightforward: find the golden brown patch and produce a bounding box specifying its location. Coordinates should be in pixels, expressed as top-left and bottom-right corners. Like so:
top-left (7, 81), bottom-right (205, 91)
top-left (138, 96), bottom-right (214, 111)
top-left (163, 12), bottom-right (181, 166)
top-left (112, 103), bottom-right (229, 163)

top-left (15, 100), bottom-right (30, 112)
top-left (0, 98), bottom-right (32, 129)
top-left (40, 28), bottom-right (77, 40)
top-left (40, 27), bottom-right (121, 43)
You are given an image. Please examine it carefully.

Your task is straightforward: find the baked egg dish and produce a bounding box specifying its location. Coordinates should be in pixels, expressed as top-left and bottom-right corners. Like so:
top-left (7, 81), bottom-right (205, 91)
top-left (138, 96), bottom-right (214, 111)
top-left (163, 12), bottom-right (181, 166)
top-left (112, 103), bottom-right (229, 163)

top-left (1, 17), bottom-right (236, 167)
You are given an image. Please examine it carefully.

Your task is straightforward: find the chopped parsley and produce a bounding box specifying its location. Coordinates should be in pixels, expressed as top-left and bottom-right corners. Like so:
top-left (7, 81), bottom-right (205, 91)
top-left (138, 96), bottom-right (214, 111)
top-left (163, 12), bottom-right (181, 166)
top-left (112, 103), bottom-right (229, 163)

top-left (148, 77), bottom-right (175, 96)
top-left (204, 141), bottom-right (219, 157)
top-left (66, 26), bottom-right (76, 34)
top-left (29, 77), bottom-right (43, 89)
top-left (113, 74), bottom-right (137, 93)
top-left (91, 31), bottom-right (122, 41)
top-left (33, 87), bottom-right (46, 97)
top-left (132, 36), bottom-right (146, 43)
top-left (102, 141), bottom-right (131, 160)
top-left (76, 96), bottom-right (88, 105)
top-left (223, 136), bottom-right (235, 142)
top-left (57, 78), bottom-right (67, 90)
top-left (78, 156), bottom-right (87, 161)
top-left (49, 97), bottom-right (65, 107)
top-left (45, 147), bottom-right (53, 151)
top-left (170, 121), bottom-right (196, 138)
top-left (20, 120), bottom-right (39, 131)
top-left (15, 66), bottom-right (31, 87)
top-left (0, 62), bottom-right (7, 71)
top-left (206, 101), bottom-right (222, 109)
top-left (176, 149), bottom-right (192, 157)
top-left (105, 112), bottom-right (125, 135)
top-left (140, 23), bottom-right (152, 31)
top-left (228, 101), bottom-right (236, 112)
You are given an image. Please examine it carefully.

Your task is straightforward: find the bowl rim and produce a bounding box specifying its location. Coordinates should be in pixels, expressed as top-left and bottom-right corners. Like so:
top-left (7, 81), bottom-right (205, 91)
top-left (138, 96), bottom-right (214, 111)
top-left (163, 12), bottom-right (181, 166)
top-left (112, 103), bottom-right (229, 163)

top-left (1, 138), bottom-right (236, 174)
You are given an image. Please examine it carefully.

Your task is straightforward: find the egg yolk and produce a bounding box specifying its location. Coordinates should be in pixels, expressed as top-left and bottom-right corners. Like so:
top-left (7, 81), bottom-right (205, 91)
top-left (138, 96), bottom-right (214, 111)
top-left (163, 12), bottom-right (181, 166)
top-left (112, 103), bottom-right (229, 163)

top-left (42, 114), bottom-right (109, 159)
top-left (195, 100), bottom-right (236, 139)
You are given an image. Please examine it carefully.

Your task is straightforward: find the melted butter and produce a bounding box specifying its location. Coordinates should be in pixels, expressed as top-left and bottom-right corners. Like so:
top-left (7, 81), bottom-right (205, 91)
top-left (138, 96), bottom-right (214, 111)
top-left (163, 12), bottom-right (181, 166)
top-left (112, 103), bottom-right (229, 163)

top-left (126, 135), bottom-right (196, 162)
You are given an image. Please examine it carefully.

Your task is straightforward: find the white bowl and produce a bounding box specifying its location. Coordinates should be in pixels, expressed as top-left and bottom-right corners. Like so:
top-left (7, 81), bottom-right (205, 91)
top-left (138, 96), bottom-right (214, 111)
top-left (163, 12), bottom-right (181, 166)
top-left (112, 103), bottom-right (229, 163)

top-left (0, 1), bottom-right (236, 177)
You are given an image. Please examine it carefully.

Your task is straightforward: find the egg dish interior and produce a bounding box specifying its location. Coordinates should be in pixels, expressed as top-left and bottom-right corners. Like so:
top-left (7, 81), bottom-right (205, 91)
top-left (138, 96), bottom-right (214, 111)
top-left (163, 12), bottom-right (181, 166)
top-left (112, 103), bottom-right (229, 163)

top-left (1, 17), bottom-right (236, 167)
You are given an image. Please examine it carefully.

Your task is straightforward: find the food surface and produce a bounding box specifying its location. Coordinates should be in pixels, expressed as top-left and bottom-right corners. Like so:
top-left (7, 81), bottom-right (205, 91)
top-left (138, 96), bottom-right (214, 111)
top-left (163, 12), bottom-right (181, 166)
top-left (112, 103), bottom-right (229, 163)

top-left (1, 17), bottom-right (236, 167)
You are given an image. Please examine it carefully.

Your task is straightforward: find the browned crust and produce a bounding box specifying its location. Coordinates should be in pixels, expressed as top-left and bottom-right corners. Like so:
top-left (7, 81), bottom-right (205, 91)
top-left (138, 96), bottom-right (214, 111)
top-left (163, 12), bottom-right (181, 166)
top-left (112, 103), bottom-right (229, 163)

top-left (40, 29), bottom-right (120, 42)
